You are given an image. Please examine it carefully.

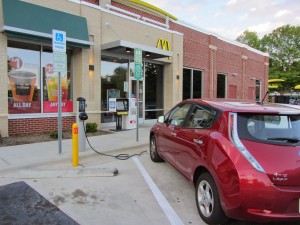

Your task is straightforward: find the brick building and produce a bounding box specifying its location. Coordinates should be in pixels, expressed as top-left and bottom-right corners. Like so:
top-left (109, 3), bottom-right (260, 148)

top-left (0, 0), bottom-right (269, 137)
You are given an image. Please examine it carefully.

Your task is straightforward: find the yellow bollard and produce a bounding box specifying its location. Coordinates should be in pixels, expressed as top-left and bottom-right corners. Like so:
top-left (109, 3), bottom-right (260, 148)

top-left (72, 123), bottom-right (79, 167)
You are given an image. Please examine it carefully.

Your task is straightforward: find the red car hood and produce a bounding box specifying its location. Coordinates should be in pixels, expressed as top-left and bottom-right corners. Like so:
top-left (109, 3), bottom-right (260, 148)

top-left (241, 139), bottom-right (300, 186)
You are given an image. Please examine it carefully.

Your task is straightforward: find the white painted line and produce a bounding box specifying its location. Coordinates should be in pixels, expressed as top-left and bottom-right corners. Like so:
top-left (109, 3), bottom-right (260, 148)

top-left (132, 157), bottom-right (184, 225)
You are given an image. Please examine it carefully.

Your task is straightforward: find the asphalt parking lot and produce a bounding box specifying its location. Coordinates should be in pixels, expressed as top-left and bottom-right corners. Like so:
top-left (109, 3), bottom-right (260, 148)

top-left (0, 147), bottom-right (299, 225)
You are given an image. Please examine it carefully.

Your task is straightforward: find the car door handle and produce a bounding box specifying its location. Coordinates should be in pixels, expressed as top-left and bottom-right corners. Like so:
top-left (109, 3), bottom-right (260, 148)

top-left (171, 132), bottom-right (177, 136)
top-left (194, 139), bottom-right (203, 144)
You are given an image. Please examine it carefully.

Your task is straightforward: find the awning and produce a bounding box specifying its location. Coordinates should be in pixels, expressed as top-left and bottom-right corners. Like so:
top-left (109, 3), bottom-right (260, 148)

top-left (101, 40), bottom-right (173, 60)
top-left (1, 0), bottom-right (92, 48)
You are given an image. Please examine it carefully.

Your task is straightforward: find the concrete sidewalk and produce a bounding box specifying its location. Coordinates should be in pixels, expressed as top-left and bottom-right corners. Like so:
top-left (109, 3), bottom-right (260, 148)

top-left (0, 123), bottom-right (154, 174)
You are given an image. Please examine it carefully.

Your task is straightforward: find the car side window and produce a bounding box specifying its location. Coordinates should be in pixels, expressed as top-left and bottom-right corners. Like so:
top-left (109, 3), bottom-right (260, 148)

top-left (186, 105), bottom-right (216, 129)
top-left (167, 104), bottom-right (192, 126)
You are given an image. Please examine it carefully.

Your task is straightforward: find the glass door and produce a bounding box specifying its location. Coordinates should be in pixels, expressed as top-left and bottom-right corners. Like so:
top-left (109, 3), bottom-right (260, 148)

top-left (131, 79), bottom-right (144, 120)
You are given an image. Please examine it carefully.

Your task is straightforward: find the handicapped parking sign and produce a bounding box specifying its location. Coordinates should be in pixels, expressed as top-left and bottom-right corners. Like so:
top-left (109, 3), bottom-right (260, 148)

top-left (55, 33), bottom-right (64, 42)
top-left (52, 30), bottom-right (66, 53)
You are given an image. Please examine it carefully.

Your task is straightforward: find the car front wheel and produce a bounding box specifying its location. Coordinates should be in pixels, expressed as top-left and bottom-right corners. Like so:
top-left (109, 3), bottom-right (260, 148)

top-left (196, 173), bottom-right (227, 225)
top-left (150, 135), bottom-right (163, 162)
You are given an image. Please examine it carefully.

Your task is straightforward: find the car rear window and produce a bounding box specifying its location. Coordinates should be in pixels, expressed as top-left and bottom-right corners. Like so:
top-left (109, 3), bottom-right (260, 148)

top-left (237, 114), bottom-right (300, 146)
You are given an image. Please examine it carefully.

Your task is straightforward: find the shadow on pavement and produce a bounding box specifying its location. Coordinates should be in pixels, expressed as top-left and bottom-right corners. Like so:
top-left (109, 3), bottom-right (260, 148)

top-left (0, 181), bottom-right (79, 225)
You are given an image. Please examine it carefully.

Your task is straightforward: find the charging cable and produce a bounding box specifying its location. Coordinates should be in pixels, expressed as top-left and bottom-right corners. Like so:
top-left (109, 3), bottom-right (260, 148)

top-left (83, 121), bottom-right (147, 160)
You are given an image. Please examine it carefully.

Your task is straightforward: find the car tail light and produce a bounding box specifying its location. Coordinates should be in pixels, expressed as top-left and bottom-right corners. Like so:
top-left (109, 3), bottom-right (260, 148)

top-left (229, 113), bottom-right (265, 173)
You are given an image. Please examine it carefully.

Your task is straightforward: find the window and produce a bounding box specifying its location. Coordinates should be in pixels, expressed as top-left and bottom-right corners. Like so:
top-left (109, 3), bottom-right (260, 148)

top-left (101, 57), bottom-right (128, 123)
top-left (42, 46), bottom-right (73, 113)
top-left (217, 74), bottom-right (226, 98)
top-left (7, 40), bottom-right (73, 114)
top-left (145, 63), bottom-right (164, 119)
top-left (238, 114), bottom-right (300, 146)
top-left (255, 79), bottom-right (261, 101)
top-left (183, 68), bottom-right (203, 100)
top-left (193, 70), bottom-right (202, 98)
top-left (183, 69), bottom-right (191, 100)
top-left (186, 105), bottom-right (217, 129)
top-left (167, 104), bottom-right (192, 126)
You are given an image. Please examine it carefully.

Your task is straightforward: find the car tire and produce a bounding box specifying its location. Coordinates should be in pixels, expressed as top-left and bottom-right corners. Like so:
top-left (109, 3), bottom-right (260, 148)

top-left (196, 172), bottom-right (228, 225)
top-left (150, 135), bottom-right (164, 162)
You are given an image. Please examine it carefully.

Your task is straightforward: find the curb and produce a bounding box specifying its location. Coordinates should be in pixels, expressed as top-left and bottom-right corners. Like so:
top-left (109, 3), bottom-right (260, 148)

top-left (0, 143), bottom-right (149, 175)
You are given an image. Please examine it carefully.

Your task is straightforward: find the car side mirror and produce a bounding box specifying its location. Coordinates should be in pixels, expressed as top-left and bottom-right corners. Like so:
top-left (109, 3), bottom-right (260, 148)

top-left (157, 116), bottom-right (165, 123)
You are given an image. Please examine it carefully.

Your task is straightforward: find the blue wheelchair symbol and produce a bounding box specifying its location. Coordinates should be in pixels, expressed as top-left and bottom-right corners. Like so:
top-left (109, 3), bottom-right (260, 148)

top-left (56, 33), bottom-right (64, 42)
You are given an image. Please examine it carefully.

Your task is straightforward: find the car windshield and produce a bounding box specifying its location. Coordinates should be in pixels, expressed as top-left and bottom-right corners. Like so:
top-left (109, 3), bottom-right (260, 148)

top-left (237, 114), bottom-right (300, 146)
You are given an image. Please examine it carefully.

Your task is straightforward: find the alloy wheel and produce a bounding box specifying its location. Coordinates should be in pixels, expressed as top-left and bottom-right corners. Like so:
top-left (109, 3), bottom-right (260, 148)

top-left (197, 180), bottom-right (214, 217)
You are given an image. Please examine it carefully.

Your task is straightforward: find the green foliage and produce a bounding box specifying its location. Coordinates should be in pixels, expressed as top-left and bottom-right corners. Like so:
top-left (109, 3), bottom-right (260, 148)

top-left (236, 30), bottom-right (261, 50)
top-left (236, 25), bottom-right (300, 92)
top-left (261, 25), bottom-right (300, 72)
top-left (86, 122), bottom-right (98, 133)
top-left (50, 132), bottom-right (58, 139)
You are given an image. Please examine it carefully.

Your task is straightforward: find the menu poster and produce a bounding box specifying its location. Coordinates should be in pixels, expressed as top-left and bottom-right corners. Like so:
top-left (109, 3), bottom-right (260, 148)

top-left (43, 63), bottom-right (72, 113)
top-left (8, 56), bottom-right (41, 114)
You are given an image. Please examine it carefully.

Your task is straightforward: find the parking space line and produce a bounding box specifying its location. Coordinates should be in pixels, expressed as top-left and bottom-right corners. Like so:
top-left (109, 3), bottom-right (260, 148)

top-left (132, 157), bottom-right (184, 225)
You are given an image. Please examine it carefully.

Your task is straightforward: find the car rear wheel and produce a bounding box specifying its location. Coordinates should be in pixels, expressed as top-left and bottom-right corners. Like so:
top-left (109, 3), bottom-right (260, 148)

top-left (150, 135), bottom-right (163, 162)
top-left (196, 173), bottom-right (227, 225)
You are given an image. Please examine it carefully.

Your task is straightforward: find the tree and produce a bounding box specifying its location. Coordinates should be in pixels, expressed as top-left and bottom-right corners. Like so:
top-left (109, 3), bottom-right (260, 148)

top-left (261, 25), bottom-right (300, 73)
top-left (236, 30), bottom-right (261, 50)
top-left (237, 25), bottom-right (300, 92)
top-left (261, 25), bottom-right (300, 91)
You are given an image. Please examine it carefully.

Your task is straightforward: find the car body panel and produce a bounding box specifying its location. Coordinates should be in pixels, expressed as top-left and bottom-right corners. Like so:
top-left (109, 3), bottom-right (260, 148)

top-left (173, 127), bottom-right (209, 179)
top-left (152, 123), bottom-right (177, 166)
top-left (241, 139), bottom-right (300, 186)
top-left (150, 99), bottom-right (300, 223)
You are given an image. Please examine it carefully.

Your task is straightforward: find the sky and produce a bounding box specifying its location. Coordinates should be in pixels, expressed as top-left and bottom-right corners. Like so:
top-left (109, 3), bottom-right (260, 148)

top-left (143, 0), bottom-right (300, 40)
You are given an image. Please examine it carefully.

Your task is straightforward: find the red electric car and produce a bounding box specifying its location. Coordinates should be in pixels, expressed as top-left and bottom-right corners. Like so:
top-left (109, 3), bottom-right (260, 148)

top-left (149, 99), bottom-right (300, 224)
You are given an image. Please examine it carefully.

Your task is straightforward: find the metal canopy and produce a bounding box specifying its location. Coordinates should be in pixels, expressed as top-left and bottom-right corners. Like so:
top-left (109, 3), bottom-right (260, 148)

top-left (101, 40), bottom-right (172, 60)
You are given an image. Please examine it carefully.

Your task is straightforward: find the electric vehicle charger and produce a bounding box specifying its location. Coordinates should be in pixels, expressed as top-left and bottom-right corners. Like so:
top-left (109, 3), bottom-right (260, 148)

top-left (83, 121), bottom-right (147, 160)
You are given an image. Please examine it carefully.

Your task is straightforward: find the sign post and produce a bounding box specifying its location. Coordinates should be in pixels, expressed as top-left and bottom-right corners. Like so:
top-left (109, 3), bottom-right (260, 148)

top-left (134, 48), bottom-right (142, 142)
top-left (52, 30), bottom-right (66, 154)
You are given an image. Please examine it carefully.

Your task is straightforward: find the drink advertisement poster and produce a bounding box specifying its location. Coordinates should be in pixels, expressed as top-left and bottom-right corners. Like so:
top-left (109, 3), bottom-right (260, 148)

top-left (43, 63), bottom-right (72, 113)
top-left (8, 55), bottom-right (41, 114)
top-left (8, 49), bottom-right (72, 114)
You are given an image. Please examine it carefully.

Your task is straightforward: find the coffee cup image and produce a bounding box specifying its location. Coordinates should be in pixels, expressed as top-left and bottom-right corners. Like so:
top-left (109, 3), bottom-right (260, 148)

top-left (8, 71), bottom-right (36, 102)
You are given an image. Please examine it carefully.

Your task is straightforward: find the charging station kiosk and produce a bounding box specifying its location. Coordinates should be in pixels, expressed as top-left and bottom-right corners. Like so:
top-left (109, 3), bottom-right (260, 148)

top-left (76, 97), bottom-right (88, 151)
top-left (123, 98), bottom-right (137, 130)
top-left (109, 98), bottom-right (136, 131)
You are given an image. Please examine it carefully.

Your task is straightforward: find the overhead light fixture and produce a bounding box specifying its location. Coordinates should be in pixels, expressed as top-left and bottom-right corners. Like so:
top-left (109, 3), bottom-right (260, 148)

top-left (126, 48), bottom-right (131, 53)
top-left (145, 51), bottom-right (151, 57)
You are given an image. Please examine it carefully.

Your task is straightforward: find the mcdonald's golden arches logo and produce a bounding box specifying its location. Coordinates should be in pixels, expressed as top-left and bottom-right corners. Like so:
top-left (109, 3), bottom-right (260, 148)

top-left (156, 38), bottom-right (171, 59)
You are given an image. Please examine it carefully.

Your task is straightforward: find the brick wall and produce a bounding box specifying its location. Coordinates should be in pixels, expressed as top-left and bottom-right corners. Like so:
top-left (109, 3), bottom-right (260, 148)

top-left (109, 1), bottom-right (268, 99)
top-left (112, 1), bottom-right (166, 27)
top-left (8, 116), bottom-right (76, 136)
top-left (82, 0), bottom-right (99, 5)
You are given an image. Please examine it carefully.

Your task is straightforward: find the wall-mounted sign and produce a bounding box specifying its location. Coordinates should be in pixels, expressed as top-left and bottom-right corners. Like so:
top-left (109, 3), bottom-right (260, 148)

top-left (156, 38), bottom-right (171, 60)
top-left (156, 38), bottom-right (171, 51)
